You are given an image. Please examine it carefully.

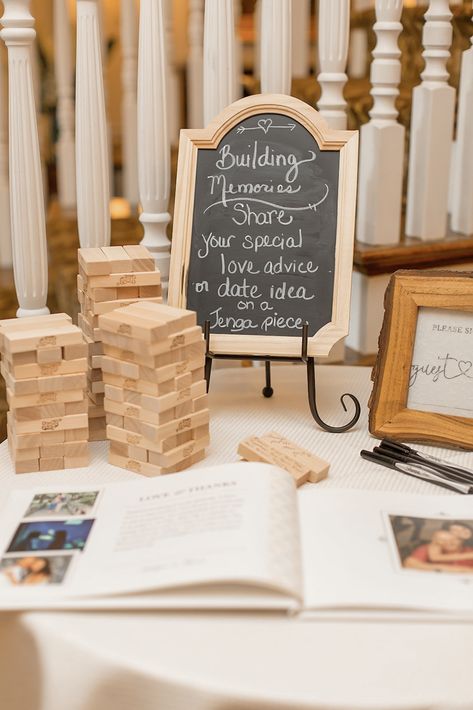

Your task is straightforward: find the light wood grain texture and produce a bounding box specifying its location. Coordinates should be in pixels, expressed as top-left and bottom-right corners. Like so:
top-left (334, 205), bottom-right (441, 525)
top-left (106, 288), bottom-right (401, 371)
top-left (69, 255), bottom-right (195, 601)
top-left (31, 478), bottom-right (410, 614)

top-left (369, 270), bottom-right (473, 449)
top-left (168, 93), bottom-right (358, 358)
top-left (238, 431), bottom-right (330, 486)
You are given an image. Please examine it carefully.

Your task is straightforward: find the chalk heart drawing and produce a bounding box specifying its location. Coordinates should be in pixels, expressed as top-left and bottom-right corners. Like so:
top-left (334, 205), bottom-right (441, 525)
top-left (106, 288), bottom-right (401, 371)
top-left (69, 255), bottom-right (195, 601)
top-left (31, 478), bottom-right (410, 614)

top-left (257, 118), bottom-right (273, 134)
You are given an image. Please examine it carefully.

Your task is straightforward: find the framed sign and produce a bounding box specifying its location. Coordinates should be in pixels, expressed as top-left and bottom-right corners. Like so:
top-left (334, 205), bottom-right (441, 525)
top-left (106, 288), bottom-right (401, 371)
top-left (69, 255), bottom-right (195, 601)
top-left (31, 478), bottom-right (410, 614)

top-left (168, 94), bottom-right (358, 357)
top-left (369, 270), bottom-right (473, 449)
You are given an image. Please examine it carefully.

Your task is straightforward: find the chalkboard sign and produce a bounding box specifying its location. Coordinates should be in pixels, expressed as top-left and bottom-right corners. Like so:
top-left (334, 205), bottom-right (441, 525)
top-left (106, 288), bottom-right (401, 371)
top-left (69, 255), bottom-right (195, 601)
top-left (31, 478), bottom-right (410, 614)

top-left (169, 95), bottom-right (358, 358)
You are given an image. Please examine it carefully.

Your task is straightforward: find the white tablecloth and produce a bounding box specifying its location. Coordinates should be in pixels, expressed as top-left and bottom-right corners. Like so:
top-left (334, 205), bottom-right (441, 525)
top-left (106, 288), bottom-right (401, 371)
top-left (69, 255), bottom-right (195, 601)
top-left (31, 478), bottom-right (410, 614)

top-left (1, 365), bottom-right (473, 710)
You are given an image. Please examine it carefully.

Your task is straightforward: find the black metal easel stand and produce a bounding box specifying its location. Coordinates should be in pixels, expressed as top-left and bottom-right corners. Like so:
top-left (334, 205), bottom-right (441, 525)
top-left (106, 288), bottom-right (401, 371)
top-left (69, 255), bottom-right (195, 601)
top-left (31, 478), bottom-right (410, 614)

top-left (203, 321), bottom-right (361, 433)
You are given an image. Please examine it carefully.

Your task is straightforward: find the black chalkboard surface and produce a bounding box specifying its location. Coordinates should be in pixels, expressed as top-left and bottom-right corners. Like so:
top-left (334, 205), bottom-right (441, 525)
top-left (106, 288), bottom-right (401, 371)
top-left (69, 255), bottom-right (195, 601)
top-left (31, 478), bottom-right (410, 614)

top-left (169, 95), bottom-right (358, 358)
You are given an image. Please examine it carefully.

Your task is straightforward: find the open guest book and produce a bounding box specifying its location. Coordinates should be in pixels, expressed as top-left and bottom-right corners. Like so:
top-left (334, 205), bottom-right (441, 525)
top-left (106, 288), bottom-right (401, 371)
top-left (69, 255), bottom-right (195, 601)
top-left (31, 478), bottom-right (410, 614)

top-left (1, 462), bottom-right (473, 615)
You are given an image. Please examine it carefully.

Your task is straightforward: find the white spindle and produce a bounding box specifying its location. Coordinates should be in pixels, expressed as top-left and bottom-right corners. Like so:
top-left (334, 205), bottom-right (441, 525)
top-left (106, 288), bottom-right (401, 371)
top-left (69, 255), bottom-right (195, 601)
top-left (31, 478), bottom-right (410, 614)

top-left (450, 11), bottom-right (473, 234)
top-left (260, 0), bottom-right (292, 94)
top-left (356, 0), bottom-right (404, 245)
top-left (1, 0), bottom-right (49, 316)
top-left (75, 0), bottom-right (110, 248)
top-left (405, 0), bottom-right (455, 240)
top-left (54, 0), bottom-right (76, 211)
top-left (120, 0), bottom-right (138, 208)
top-left (164, 0), bottom-right (180, 146)
top-left (254, 0), bottom-right (261, 81)
top-left (317, 0), bottom-right (350, 130)
top-left (203, 0), bottom-right (236, 125)
top-left (348, 28), bottom-right (368, 79)
top-left (0, 43), bottom-right (11, 269)
top-left (292, 0), bottom-right (310, 78)
top-left (187, 0), bottom-right (204, 128)
top-left (137, 0), bottom-right (171, 292)
top-left (234, 0), bottom-right (243, 97)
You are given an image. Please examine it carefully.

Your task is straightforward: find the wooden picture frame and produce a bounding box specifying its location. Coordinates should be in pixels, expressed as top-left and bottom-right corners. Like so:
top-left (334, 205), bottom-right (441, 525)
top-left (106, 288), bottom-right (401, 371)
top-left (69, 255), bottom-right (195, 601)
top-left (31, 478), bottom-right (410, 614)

top-left (168, 94), bottom-right (358, 358)
top-left (369, 270), bottom-right (473, 449)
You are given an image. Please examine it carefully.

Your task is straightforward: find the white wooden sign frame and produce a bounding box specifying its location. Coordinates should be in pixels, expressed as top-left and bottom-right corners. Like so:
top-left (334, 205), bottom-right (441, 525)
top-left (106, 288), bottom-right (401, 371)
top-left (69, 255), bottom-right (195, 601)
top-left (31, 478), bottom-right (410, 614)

top-left (168, 94), bottom-right (358, 358)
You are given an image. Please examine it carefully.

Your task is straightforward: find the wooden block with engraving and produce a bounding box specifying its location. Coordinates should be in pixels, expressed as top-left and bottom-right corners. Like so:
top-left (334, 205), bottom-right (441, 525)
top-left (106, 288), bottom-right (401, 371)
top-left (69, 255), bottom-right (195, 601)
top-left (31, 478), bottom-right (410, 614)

top-left (238, 432), bottom-right (330, 486)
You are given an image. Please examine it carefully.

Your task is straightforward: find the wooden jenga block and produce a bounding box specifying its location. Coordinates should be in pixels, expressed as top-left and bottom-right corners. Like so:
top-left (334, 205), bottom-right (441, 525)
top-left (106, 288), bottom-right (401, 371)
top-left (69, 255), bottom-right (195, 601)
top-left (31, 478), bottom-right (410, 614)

top-left (10, 447), bottom-right (41, 462)
top-left (13, 413), bottom-right (89, 435)
top-left (36, 347), bottom-right (63, 364)
top-left (65, 427), bottom-right (89, 442)
top-left (1, 365), bottom-right (87, 396)
top-left (98, 302), bottom-right (196, 344)
top-left (116, 286), bottom-right (139, 299)
top-left (0, 314), bottom-right (72, 350)
top-left (12, 403), bottom-right (66, 421)
top-left (100, 246), bottom-right (133, 272)
top-left (65, 400), bottom-right (89, 415)
top-left (123, 245), bottom-right (155, 272)
top-left (81, 270), bottom-right (161, 290)
top-left (139, 285), bottom-right (162, 298)
top-left (0, 313), bottom-right (71, 329)
top-left (6, 351), bottom-right (37, 366)
top-left (40, 457), bottom-right (65, 472)
top-left (14, 459), bottom-right (40, 474)
top-left (63, 343), bottom-right (89, 360)
top-left (4, 358), bottom-right (87, 380)
top-left (237, 432), bottom-right (330, 486)
top-left (2, 323), bottom-right (84, 355)
top-left (8, 426), bottom-right (66, 448)
top-left (101, 330), bottom-right (203, 365)
top-left (78, 313), bottom-right (100, 342)
top-left (105, 400), bottom-right (209, 435)
top-left (6, 388), bottom-right (85, 409)
top-left (87, 296), bottom-right (163, 317)
top-left (78, 247), bottom-right (112, 276)
top-left (147, 434), bottom-right (209, 469)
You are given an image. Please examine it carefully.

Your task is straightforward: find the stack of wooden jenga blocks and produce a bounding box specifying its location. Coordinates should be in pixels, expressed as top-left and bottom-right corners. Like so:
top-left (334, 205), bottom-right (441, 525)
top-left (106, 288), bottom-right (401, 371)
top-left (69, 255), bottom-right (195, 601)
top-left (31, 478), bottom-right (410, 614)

top-left (0, 314), bottom-right (89, 473)
top-left (77, 245), bottom-right (162, 442)
top-left (98, 301), bottom-right (210, 476)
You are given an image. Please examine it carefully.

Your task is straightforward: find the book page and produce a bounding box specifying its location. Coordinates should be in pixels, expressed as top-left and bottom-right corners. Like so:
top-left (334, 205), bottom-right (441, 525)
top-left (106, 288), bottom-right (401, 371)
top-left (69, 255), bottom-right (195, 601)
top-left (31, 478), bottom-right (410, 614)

top-left (299, 489), bottom-right (473, 615)
top-left (0, 462), bottom-right (302, 610)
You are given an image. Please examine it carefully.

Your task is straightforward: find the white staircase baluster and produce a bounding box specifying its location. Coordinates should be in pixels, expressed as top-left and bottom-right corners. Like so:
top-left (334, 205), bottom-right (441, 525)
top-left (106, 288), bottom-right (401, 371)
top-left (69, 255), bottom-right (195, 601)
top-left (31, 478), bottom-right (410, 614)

top-left (316, 0), bottom-right (350, 359)
top-left (0, 42), bottom-right (11, 269)
top-left (450, 9), bottom-right (473, 234)
top-left (75, 0), bottom-right (111, 248)
top-left (405, 0), bottom-right (455, 240)
top-left (187, 0), bottom-right (204, 128)
top-left (317, 0), bottom-right (350, 130)
top-left (120, 0), bottom-right (139, 208)
top-left (54, 0), bottom-right (76, 212)
top-left (164, 0), bottom-right (180, 146)
top-left (203, 0), bottom-right (236, 125)
top-left (1, 0), bottom-right (49, 316)
top-left (292, 0), bottom-right (310, 79)
top-left (356, 0), bottom-right (404, 245)
top-left (260, 0), bottom-right (292, 94)
top-left (137, 0), bottom-right (170, 294)
top-left (234, 0), bottom-right (244, 98)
